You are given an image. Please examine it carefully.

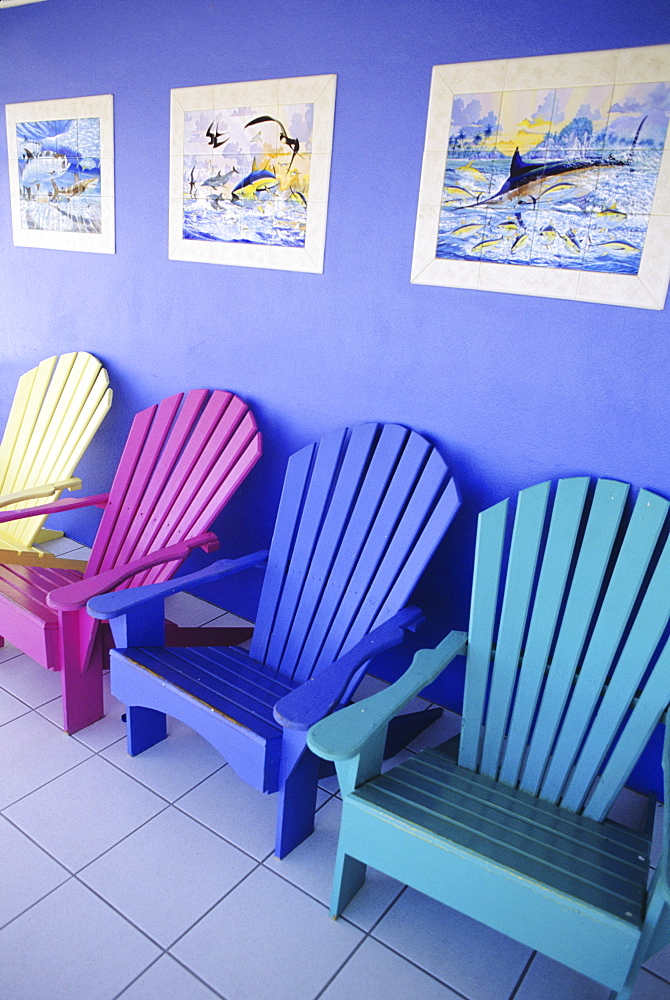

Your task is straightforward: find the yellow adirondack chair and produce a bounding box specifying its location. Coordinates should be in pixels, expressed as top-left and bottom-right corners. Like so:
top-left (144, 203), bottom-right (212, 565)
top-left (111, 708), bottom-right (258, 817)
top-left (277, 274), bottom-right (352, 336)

top-left (0, 353), bottom-right (112, 569)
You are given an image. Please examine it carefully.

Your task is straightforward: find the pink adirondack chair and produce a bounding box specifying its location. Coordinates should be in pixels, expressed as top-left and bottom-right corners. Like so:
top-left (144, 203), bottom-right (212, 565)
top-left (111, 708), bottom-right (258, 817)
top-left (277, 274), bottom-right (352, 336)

top-left (0, 389), bottom-right (261, 733)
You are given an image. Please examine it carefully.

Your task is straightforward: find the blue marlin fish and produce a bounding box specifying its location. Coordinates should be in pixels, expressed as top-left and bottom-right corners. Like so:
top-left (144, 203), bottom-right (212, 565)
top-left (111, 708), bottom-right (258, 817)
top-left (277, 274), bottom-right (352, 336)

top-left (476, 147), bottom-right (627, 209)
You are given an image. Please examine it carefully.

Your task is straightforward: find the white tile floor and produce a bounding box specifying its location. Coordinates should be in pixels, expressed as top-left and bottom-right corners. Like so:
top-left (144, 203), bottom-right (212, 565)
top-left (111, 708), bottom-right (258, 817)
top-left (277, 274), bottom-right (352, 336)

top-left (1, 537), bottom-right (670, 999)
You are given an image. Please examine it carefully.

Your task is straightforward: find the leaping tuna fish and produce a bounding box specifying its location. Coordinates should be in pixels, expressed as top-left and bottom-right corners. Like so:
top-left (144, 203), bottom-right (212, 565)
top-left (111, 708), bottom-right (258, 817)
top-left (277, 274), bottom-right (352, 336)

top-left (231, 161), bottom-right (279, 202)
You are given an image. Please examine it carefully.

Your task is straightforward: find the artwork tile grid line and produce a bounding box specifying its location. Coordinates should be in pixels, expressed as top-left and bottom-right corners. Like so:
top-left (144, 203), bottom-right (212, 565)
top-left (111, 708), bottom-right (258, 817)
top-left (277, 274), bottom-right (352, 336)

top-left (0, 538), bottom-right (670, 998)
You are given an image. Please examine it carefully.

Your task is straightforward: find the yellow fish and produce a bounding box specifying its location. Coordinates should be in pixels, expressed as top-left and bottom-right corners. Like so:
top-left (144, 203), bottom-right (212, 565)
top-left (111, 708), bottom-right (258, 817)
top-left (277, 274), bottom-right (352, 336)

top-left (593, 239), bottom-right (637, 253)
top-left (540, 225), bottom-right (557, 243)
top-left (598, 204), bottom-right (627, 219)
top-left (511, 232), bottom-right (529, 252)
top-left (451, 223), bottom-right (482, 236)
top-left (457, 160), bottom-right (488, 182)
top-left (444, 185), bottom-right (472, 199)
top-left (498, 219), bottom-right (519, 232)
top-left (471, 237), bottom-right (501, 252)
top-left (560, 230), bottom-right (581, 253)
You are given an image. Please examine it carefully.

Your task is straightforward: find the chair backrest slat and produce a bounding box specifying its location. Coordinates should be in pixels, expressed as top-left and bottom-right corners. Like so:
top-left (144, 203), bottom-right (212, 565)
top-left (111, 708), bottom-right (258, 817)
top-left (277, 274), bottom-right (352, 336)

top-left (87, 389), bottom-right (260, 586)
top-left (583, 642), bottom-right (670, 821)
top-left (249, 440), bottom-right (318, 666)
top-left (275, 423), bottom-right (396, 680)
top-left (519, 479), bottom-right (629, 796)
top-left (86, 396), bottom-right (182, 576)
top-left (539, 487), bottom-right (668, 803)
top-left (479, 481), bottom-right (549, 779)
top-left (499, 477), bottom-right (590, 786)
top-left (261, 427), bottom-right (351, 671)
top-left (0, 353), bottom-right (112, 550)
top-left (250, 424), bottom-right (459, 683)
top-left (301, 428), bottom-right (438, 679)
top-left (458, 497), bottom-right (507, 771)
top-left (461, 476), bottom-right (670, 822)
top-left (559, 496), bottom-right (670, 812)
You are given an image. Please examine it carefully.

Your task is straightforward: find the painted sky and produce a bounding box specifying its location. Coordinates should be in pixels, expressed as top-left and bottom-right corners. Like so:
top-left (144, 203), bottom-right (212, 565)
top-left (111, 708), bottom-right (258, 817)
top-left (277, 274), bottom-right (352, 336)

top-left (450, 80), bottom-right (670, 155)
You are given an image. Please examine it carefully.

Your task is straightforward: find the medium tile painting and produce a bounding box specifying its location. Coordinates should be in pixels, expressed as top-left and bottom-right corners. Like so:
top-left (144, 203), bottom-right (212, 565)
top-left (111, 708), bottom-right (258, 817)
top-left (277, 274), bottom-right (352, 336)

top-left (15, 116), bottom-right (103, 234)
top-left (437, 80), bottom-right (669, 275)
top-left (181, 102), bottom-right (313, 248)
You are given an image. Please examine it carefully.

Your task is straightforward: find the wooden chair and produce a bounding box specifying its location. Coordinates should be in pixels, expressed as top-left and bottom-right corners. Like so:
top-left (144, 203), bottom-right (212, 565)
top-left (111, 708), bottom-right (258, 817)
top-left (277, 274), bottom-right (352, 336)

top-left (308, 477), bottom-right (670, 1000)
top-left (0, 352), bottom-right (112, 558)
top-left (0, 389), bottom-right (261, 733)
top-left (87, 422), bottom-right (461, 857)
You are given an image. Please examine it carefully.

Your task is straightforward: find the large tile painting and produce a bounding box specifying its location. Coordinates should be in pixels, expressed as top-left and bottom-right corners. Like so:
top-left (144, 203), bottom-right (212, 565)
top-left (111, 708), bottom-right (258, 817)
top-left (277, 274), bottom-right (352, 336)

top-left (412, 46), bottom-right (670, 309)
top-left (169, 75), bottom-right (336, 272)
top-left (5, 94), bottom-right (114, 254)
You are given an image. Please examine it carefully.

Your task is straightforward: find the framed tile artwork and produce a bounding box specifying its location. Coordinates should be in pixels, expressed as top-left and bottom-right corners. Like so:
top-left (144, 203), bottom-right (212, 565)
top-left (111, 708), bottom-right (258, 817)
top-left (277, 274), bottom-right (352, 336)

top-left (5, 94), bottom-right (114, 254)
top-left (411, 45), bottom-right (670, 309)
top-left (169, 74), bottom-right (337, 272)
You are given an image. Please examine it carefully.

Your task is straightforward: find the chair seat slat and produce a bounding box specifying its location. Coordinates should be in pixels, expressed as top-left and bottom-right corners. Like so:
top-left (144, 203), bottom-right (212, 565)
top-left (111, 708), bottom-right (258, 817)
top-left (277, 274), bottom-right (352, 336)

top-left (125, 646), bottom-right (284, 741)
top-left (355, 748), bottom-right (649, 925)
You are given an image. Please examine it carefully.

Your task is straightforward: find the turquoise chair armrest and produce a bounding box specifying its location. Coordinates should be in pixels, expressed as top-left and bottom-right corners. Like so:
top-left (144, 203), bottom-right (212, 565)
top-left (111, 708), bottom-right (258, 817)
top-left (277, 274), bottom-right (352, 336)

top-left (307, 630), bottom-right (467, 762)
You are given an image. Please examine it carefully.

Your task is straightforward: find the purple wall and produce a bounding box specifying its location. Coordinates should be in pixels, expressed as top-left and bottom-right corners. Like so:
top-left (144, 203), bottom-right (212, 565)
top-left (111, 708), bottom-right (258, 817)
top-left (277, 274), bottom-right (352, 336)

top-left (0, 0), bottom-right (669, 697)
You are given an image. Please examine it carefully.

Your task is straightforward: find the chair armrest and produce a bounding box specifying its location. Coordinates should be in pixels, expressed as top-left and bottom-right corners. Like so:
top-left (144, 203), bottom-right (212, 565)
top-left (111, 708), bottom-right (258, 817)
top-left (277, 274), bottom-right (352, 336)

top-left (82, 548), bottom-right (269, 618)
top-left (274, 607), bottom-right (425, 731)
top-left (307, 630), bottom-right (467, 762)
top-left (0, 491), bottom-right (109, 524)
top-left (0, 477), bottom-right (82, 509)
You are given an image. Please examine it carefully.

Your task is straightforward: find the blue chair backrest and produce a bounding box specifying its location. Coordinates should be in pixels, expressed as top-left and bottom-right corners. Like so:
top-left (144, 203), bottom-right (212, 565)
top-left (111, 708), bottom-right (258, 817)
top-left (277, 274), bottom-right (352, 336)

top-left (250, 423), bottom-right (460, 683)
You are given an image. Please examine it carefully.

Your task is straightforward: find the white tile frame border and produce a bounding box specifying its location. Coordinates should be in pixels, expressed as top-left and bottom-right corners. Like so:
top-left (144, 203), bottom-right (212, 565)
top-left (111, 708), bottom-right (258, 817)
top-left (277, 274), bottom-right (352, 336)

top-left (168, 74), bottom-right (337, 273)
top-left (5, 94), bottom-right (115, 254)
top-left (411, 45), bottom-right (670, 310)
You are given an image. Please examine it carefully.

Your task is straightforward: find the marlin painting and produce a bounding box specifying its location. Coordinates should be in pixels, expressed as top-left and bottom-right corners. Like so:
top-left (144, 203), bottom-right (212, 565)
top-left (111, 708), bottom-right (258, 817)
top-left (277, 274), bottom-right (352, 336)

top-left (476, 147), bottom-right (627, 209)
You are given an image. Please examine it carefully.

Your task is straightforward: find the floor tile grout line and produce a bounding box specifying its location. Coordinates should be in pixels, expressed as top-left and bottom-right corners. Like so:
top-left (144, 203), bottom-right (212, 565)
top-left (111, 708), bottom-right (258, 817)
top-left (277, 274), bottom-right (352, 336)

top-left (109, 954), bottom-right (167, 1000)
top-left (163, 953), bottom-right (233, 1000)
top-left (166, 856), bottom-right (265, 952)
top-left (311, 935), bottom-right (369, 1000)
top-left (0, 871), bottom-right (74, 934)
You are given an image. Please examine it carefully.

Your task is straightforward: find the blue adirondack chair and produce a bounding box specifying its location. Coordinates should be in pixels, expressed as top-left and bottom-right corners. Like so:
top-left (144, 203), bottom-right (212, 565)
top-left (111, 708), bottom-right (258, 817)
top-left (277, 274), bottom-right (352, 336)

top-left (308, 477), bottom-right (670, 1000)
top-left (86, 423), bottom-right (460, 857)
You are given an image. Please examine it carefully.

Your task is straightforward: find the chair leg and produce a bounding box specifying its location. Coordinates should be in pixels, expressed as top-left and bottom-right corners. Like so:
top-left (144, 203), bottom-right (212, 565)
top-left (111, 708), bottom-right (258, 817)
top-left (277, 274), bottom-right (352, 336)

top-left (0, 634), bottom-right (4, 648)
top-left (330, 846), bottom-right (367, 917)
top-left (61, 632), bottom-right (104, 734)
top-left (275, 744), bottom-right (321, 859)
top-left (126, 706), bottom-right (167, 756)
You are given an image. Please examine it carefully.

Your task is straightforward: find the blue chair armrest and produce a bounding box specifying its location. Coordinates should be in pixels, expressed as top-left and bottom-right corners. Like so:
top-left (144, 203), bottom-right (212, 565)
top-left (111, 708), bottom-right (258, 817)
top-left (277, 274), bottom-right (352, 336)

top-left (84, 549), bottom-right (268, 619)
top-left (307, 630), bottom-right (467, 762)
top-left (273, 606), bottom-right (424, 731)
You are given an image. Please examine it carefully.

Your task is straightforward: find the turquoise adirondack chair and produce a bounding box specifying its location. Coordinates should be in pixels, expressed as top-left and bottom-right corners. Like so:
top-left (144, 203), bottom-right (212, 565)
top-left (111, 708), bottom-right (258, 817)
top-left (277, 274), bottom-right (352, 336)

top-left (308, 477), bottom-right (670, 1000)
top-left (0, 389), bottom-right (261, 733)
top-left (87, 423), bottom-right (461, 857)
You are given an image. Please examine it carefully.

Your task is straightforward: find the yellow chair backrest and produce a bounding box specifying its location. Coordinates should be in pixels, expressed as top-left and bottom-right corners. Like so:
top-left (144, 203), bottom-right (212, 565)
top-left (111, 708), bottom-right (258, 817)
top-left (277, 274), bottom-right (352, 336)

top-left (0, 352), bottom-right (112, 552)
